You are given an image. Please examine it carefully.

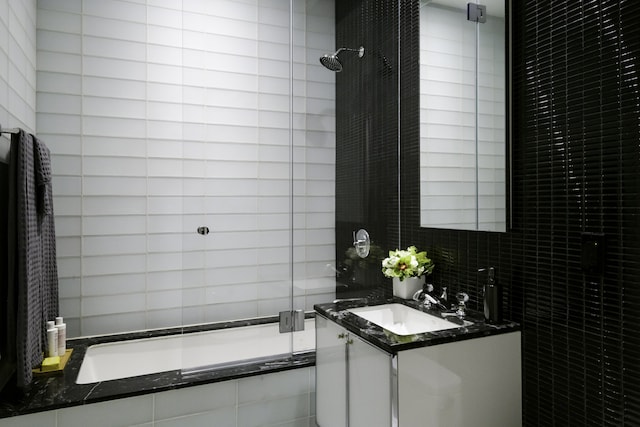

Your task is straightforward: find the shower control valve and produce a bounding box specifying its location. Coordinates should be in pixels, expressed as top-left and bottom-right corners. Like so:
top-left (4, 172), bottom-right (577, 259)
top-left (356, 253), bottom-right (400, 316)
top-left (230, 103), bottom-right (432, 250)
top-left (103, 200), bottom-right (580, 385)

top-left (352, 229), bottom-right (371, 258)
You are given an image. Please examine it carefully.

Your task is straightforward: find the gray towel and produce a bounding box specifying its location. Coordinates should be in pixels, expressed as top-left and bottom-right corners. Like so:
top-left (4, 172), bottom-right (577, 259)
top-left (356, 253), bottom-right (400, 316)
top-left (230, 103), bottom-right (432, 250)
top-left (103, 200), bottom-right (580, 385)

top-left (7, 130), bottom-right (59, 388)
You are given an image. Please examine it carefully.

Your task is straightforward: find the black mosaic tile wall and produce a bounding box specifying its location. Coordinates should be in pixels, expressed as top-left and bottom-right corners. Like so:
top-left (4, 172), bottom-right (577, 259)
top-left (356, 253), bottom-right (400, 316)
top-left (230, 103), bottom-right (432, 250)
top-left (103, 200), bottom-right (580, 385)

top-left (334, 0), bottom-right (399, 298)
top-left (399, 0), bottom-right (640, 425)
top-left (337, 0), bottom-right (640, 425)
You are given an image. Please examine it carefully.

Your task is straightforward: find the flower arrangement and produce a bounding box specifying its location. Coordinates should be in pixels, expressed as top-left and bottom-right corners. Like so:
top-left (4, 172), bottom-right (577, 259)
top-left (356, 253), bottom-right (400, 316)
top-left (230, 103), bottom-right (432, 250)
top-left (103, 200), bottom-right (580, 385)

top-left (381, 246), bottom-right (434, 281)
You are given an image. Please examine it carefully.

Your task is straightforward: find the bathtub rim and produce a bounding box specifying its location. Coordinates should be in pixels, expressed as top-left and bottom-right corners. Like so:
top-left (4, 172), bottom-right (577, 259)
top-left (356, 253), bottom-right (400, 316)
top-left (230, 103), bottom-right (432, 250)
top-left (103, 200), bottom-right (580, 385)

top-left (0, 313), bottom-right (316, 420)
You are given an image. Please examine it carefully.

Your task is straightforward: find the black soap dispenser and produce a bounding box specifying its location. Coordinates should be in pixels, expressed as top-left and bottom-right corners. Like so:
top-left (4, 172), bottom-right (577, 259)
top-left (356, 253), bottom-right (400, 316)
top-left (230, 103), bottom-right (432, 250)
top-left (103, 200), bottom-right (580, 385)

top-left (482, 267), bottom-right (502, 323)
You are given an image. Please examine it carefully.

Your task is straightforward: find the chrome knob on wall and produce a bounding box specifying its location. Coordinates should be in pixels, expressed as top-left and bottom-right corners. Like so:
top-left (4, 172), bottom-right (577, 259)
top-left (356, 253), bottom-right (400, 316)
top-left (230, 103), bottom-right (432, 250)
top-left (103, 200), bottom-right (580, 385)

top-left (352, 229), bottom-right (370, 258)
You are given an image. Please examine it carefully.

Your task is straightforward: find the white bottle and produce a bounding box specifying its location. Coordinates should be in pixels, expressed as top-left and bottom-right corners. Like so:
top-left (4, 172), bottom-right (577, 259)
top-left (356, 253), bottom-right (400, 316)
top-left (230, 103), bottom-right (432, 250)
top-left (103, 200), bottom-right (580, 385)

top-left (55, 323), bottom-right (66, 356)
top-left (47, 328), bottom-right (58, 358)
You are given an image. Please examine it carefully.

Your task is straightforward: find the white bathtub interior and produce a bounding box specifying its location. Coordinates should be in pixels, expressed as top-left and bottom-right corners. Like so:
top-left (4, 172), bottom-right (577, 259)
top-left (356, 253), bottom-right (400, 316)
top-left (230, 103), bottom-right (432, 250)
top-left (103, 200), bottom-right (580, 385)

top-left (76, 318), bottom-right (315, 384)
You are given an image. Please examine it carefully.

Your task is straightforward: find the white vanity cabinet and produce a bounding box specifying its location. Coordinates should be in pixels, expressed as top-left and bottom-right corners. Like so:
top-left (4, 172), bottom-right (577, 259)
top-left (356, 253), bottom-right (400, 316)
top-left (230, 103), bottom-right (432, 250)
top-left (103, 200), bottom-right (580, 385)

top-left (315, 313), bottom-right (522, 427)
top-left (316, 314), bottom-right (392, 427)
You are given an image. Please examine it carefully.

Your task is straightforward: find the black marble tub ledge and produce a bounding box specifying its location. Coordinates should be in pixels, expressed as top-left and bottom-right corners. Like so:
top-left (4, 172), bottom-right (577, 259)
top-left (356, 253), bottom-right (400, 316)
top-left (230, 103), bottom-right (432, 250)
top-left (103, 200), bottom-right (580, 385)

top-left (314, 297), bottom-right (521, 354)
top-left (0, 315), bottom-right (316, 420)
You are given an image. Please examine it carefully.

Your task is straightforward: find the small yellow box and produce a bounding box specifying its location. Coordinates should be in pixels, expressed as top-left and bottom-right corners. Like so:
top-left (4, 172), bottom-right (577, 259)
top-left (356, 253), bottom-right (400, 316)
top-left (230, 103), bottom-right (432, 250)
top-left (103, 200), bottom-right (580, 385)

top-left (33, 349), bottom-right (73, 376)
top-left (41, 356), bottom-right (61, 372)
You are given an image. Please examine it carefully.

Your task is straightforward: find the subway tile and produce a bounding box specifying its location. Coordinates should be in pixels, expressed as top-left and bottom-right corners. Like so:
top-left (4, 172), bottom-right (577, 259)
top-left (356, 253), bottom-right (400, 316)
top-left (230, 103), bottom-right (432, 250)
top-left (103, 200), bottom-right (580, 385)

top-left (83, 55), bottom-right (146, 81)
top-left (147, 6), bottom-right (182, 29)
top-left (58, 277), bottom-right (81, 298)
top-left (37, 112), bottom-right (81, 134)
top-left (51, 175), bottom-right (81, 196)
top-left (54, 216), bottom-right (81, 236)
top-left (147, 44), bottom-right (181, 66)
top-left (237, 394), bottom-right (310, 427)
top-left (207, 70), bottom-right (258, 93)
top-left (82, 215), bottom-right (146, 236)
top-left (83, 254), bottom-right (147, 277)
top-left (82, 156), bottom-right (147, 177)
top-left (183, 12), bottom-right (257, 39)
top-left (145, 308), bottom-right (183, 330)
top-left (238, 368), bottom-right (311, 404)
top-left (146, 289), bottom-right (182, 310)
top-left (154, 379), bottom-right (237, 421)
top-left (38, 0), bottom-right (82, 14)
top-left (59, 296), bottom-right (81, 318)
top-left (82, 15), bottom-right (145, 42)
top-left (0, 411), bottom-right (56, 427)
top-left (56, 236), bottom-right (81, 257)
top-left (82, 196), bottom-right (147, 216)
top-left (82, 135), bottom-right (146, 157)
top-left (147, 101), bottom-right (183, 122)
top-left (147, 25), bottom-right (182, 48)
top-left (83, 176), bottom-right (147, 196)
top-left (154, 406), bottom-right (236, 427)
top-left (83, 273), bottom-right (146, 296)
top-left (37, 29), bottom-right (81, 54)
top-left (203, 300), bottom-right (258, 323)
top-left (205, 124), bottom-right (258, 144)
top-left (83, 76), bottom-right (146, 99)
top-left (37, 9), bottom-right (81, 34)
top-left (37, 71), bottom-right (82, 95)
top-left (83, 36), bottom-right (145, 62)
top-left (147, 252), bottom-right (183, 272)
top-left (147, 270), bottom-right (183, 291)
top-left (183, 0), bottom-right (257, 23)
top-left (138, 126), bottom-right (180, 149)
top-left (147, 120), bottom-right (183, 140)
top-left (57, 394), bottom-right (152, 427)
top-left (147, 0), bottom-right (182, 10)
top-left (83, 235), bottom-right (146, 256)
top-left (56, 256), bottom-right (81, 278)
top-left (83, 0), bottom-right (146, 23)
top-left (81, 311), bottom-right (146, 336)
top-left (147, 214), bottom-right (183, 233)
top-left (147, 177), bottom-right (184, 196)
top-left (204, 160), bottom-right (258, 179)
top-left (82, 292), bottom-right (146, 317)
top-left (258, 23), bottom-right (289, 44)
top-left (83, 116), bottom-right (146, 138)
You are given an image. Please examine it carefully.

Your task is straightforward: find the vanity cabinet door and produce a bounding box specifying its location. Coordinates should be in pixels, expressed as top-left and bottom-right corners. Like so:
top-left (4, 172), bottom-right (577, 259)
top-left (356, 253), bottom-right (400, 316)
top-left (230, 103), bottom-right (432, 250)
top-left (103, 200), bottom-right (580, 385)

top-left (316, 315), bottom-right (347, 427)
top-left (316, 315), bottom-right (393, 427)
top-left (348, 332), bottom-right (392, 427)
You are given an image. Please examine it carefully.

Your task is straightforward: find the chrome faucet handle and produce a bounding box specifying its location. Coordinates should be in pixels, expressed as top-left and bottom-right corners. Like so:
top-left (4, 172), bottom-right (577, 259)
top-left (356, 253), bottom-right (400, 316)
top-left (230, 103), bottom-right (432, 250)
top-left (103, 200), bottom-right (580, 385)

top-left (440, 286), bottom-right (448, 302)
top-left (455, 292), bottom-right (469, 318)
top-left (412, 289), bottom-right (431, 308)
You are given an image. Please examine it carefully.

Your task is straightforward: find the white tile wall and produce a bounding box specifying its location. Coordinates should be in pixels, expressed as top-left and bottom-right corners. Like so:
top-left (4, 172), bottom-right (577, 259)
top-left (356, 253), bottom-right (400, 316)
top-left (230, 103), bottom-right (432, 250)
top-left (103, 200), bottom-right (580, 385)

top-left (0, 0), bottom-right (36, 136)
top-left (34, 0), bottom-right (336, 337)
top-left (0, 367), bottom-right (315, 427)
top-left (420, 4), bottom-right (505, 231)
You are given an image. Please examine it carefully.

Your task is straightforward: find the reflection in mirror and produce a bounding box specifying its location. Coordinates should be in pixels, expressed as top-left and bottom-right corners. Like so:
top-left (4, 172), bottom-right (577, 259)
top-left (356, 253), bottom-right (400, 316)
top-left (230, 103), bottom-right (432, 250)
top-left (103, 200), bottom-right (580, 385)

top-left (419, 0), bottom-right (506, 231)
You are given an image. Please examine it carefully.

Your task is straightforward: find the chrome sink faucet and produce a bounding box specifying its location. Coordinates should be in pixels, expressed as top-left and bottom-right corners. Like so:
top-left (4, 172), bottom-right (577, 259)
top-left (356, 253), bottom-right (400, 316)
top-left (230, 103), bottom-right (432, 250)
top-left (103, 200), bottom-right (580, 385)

top-left (412, 289), bottom-right (440, 308)
top-left (413, 284), bottom-right (448, 310)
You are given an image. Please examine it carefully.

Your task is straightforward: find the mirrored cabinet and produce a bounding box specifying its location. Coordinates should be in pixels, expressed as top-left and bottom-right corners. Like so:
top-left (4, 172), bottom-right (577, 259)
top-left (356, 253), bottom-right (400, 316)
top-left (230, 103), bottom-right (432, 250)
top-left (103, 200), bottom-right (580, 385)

top-left (419, 0), bottom-right (509, 231)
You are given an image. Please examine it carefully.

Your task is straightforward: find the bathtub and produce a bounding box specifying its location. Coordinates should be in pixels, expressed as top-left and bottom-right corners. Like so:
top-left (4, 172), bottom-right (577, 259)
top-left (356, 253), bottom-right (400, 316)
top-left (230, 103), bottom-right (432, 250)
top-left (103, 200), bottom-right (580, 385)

top-left (76, 318), bottom-right (315, 384)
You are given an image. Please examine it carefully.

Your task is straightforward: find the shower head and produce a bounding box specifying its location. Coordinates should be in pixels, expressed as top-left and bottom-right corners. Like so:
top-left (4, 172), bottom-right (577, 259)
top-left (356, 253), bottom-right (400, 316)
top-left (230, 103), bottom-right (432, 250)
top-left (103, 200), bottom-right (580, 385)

top-left (319, 46), bottom-right (365, 72)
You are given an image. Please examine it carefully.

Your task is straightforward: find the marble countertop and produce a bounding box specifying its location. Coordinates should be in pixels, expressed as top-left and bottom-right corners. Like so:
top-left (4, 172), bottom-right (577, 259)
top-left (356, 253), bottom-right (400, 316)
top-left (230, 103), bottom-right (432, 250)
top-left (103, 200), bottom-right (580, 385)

top-left (314, 297), bottom-right (521, 354)
top-left (0, 318), bottom-right (314, 420)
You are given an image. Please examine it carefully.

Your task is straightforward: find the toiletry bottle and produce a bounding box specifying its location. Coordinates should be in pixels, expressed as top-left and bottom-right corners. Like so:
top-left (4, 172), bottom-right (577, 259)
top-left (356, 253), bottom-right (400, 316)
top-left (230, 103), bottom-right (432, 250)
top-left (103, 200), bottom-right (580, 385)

top-left (55, 317), bottom-right (66, 356)
top-left (483, 267), bottom-right (502, 323)
top-left (47, 327), bottom-right (58, 357)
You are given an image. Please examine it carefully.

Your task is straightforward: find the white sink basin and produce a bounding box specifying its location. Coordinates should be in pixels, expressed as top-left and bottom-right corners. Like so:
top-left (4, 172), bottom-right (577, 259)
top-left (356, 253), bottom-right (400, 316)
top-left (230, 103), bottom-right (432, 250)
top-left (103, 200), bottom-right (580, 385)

top-left (347, 303), bottom-right (465, 336)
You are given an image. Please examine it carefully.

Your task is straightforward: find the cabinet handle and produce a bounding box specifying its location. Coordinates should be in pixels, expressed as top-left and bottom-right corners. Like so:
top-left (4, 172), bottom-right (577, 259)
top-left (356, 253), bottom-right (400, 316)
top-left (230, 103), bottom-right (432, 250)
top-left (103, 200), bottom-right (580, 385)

top-left (338, 333), bottom-right (347, 339)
